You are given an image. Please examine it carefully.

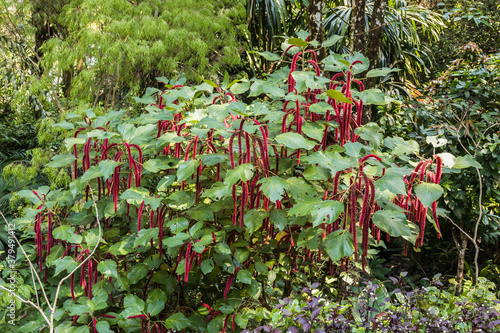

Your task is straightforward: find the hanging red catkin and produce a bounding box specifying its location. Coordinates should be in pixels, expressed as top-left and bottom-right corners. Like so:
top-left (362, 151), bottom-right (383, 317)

top-left (222, 314), bottom-right (230, 333)
top-left (70, 273), bottom-right (76, 301)
top-left (419, 205), bottom-right (428, 247)
top-left (435, 155), bottom-right (443, 183)
top-left (184, 243), bottom-right (191, 282)
top-left (240, 182), bottom-right (249, 228)
top-left (88, 260), bottom-right (93, 300)
top-left (205, 311), bottom-right (222, 323)
top-left (433, 156), bottom-right (443, 237)
top-left (137, 201), bottom-right (145, 234)
top-left (201, 303), bottom-right (214, 314)
top-left (232, 185), bottom-right (238, 226)
top-left (228, 132), bottom-right (238, 169)
top-left (173, 244), bottom-right (185, 277)
top-left (363, 176), bottom-right (376, 271)
top-left (349, 177), bottom-right (358, 259)
top-left (237, 132), bottom-right (243, 166)
top-left (359, 173), bottom-right (371, 269)
top-left (223, 267), bottom-right (240, 300)
top-left (249, 171), bottom-right (260, 209)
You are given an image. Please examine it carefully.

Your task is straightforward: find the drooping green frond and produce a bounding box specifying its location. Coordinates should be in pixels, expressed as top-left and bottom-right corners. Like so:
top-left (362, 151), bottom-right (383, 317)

top-left (323, 0), bottom-right (445, 84)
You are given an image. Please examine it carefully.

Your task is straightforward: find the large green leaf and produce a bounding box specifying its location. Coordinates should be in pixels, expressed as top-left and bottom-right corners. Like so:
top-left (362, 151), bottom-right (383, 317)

top-left (86, 129), bottom-right (119, 140)
top-left (98, 160), bottom-right (121, 180)
top-left (147, 300), bottom-right (166, 317)
top-left (255, 51), bottom-right (280, 61)
top-left (311, 200), bottom-right (344, 227)
top-left (97, 260), bottom-right (118, 279)
top-left (53, 120), bottom-right (75, 130)
top-left (372, 210), bottom-right (411, 237)
top-left (343, 142), bottom-right (364, 158)
top-left (302, 122), bottom-right (325, 141)
top-left (275, 132), bottom-right (315, 150)
top-left (201, 259), bottom-right (214, 274)
top-left (375, 174), bottom-right (406, 195)
top-left (120, 187), bottom-right (149, 206)
top-left (198, 154), bottom-right (228, 166)
top-left (95, 321), bottom-right (112, 333)
top-left (230, 81), bottom-right (250, 95)
top-left (285, 177), bottom-right (315, 199)
top-left (392, 139), bottom-right (419, 156)
top-left (133, 228), bottom-right (159, 247)
top-left (291, 72), bottom-right (321, 92)
top-left (164, 233), bottom-right (190, 248)
top-left (108, 236), bottom-right (135, 255)
top-left (127, 263), bottom-right (149, 284)
top-left (81, 166), bottom-right (103, 182)
top-left (325, 89), bottom-right (352, 103)
top-left (257, 177), bottom-right (288, 202)
top-left (289, 199), bottom-right (322, 217)
top-left (123, 294), bottom-right (145, 316)
top-left (143, 157), bottom-right (173, 173)
top-left (224, 163), bottom-right (254, 187)
top-left (177, 159), bottom-right (201, 182)
top-left (52, 225), bottom-right (74, 241)
top-left (289, 199), bottom-right (343, 227)
top-left (157, 175), bottom-right (176, 191)
top-left (303, 165), bottom-right (330, 181)
top-left (454, 155), bottom-right (482, 169)
top-left (288, 37), bottom-right (308, 48)
top-left (263, 84), bottom-right (285, 98)
top-left (52, 256), bottom-right (78, 276)
top-left (322, 230), bottom-right (355, 264)
top-left (322, 35), bottom-right (343, 47)
top-left (47, 154), bottom-right (76, 168)
top-left (16, 190), bottom-right (41, 205)
top-left (165, 313), bottom-right (191, 330)
top-left (244, 209), bottom-right (268, 234)
top-left (414, 182), bottom-right (444, 208)
top-left (354, 123), bottom-right (383, 149)
top-left (68, 304), bottom-right (90, 316)
top-left (354, 89), bottom-right (389, 105)
top-left (203, 182), bottom-right (231, 200)
top-left (366, 68), bottom-right (400, 77)
top-left (118, 123), bottom-right (156, 144)
top-left (237, 269), bottom-right (253, 285)
top-left (156, 132), bottom-right (185, 151)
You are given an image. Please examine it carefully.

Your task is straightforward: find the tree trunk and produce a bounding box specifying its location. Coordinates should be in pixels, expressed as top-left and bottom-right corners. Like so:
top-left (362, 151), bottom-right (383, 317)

top-left (350, 0), bottom-right (366, 55)
top-left (454, 221), bottom-right (468, 296)
top-left (361, 0), bottom-right (388, 124)
top-left (32, 0), bottom-right (50, 74)
top-left (306, 0), bottom-right (326, 61)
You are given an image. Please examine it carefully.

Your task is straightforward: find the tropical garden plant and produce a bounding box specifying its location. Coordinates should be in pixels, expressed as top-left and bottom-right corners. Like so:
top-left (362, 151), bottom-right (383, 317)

top-left (1, 36), bottom-right (481, 332)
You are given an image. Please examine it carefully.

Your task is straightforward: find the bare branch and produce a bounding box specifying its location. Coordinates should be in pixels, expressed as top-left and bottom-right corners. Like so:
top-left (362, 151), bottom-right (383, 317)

top-left (0, 211), bottom-right (51, 307)
top-left (0, 284), bottom-right (50, 325)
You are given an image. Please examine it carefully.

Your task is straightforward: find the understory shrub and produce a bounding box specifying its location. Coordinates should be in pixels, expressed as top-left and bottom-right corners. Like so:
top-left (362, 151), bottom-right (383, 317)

top-left (253, 275), bottom-right (500, 333)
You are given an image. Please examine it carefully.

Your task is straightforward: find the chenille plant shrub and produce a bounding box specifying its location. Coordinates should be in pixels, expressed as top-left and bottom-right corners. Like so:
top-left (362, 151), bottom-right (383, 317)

top-left (1, 40), bottom-right (464, 332)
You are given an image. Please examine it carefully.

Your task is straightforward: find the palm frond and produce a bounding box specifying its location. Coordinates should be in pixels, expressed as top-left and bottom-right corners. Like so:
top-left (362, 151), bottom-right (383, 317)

top-left (322, 0), bottom-right (445, 84)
